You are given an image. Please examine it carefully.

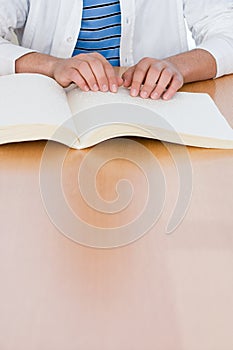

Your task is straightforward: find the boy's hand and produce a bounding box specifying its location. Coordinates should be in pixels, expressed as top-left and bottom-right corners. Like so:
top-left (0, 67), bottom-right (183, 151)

top-left (122, 57), bottom-right (184, 100)
top-left (52, 52), bottom-right (123, 92)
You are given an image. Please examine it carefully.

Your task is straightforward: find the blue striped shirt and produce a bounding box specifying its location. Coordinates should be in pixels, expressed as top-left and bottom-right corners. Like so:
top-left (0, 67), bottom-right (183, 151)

top-left (72, 0), bottom-right (121, 66)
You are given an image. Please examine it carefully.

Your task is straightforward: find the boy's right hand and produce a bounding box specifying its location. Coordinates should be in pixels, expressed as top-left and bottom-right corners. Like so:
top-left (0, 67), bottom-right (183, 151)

top-left (51, 52), bottom-right (122, 92)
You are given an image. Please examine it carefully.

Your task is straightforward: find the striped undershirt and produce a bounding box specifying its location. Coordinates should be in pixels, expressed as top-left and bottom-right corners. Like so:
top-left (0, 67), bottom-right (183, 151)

top-left (72, 0), bottom-right (121, 66)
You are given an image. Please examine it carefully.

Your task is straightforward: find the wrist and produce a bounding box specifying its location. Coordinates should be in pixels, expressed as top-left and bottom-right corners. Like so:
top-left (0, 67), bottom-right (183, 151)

top-left (15, 52), bottom-right (61, 78)
top-left (165, 49), bottom-right (217, 83)
top-left (44, 56), bottom-right (61, 78)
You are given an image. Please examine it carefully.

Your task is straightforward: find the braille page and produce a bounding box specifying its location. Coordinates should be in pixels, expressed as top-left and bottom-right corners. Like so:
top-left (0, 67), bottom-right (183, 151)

top-left (66, 87), bottom-right (233, 148)
top-left (0, 73), bottom-right (71, 127)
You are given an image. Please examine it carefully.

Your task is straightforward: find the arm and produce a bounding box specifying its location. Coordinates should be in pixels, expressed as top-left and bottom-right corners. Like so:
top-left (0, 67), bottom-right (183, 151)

top-left (184, 0), bottom-right (233, 78)
top-left (122, 0), bottom-right (233, 100)
top-left (0, 0), bottom-right (121, 92)
top-left (122, 48), bottom-right (217, 100)
top-left (166, 48), bottom-right (217, 84)
top-left (0, 0), bottom-right (34, 75)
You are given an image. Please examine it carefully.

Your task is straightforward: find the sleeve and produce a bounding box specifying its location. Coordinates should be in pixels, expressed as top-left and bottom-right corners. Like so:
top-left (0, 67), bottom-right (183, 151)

top-left (0, 0), bottom-right (35, 75)
top-left (184, 0), bottom-right (233, 77)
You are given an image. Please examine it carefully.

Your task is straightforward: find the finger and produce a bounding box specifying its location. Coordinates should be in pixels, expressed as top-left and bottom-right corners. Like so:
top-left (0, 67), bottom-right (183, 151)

top-left (139, 65), bottom-right (163, 99)
top-left (86, 56), bottom-right (110, 92)
top-left (74, 59), bottom-right (99, 91)
top-left (162, 74), bottom-right (184, 100)
top-left (69, 68), bottom-right (90, 91)
top-left (88, 52), bottom-right (120, 92)
top-left (122, 66), bottom-right (135, 88)
top-left (150, 68), bottom-right (174, 99)
top-left (129, 61), bottom-right (151, 97)
top-left (103, 61), bottom-right (120, 92)
top-left (117, 76), bottom-right (123, 86)
top-left (54, 65), bottom-right (89, 90)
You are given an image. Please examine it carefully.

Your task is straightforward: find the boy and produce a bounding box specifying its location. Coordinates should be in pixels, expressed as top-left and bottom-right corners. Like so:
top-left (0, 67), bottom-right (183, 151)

top-left (0, 0), bottom-right (233, 99)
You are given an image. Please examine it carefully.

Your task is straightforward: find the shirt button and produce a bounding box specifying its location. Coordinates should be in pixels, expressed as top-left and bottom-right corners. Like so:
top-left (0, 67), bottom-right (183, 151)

top-left (66, 36), bottom-right (73, 43)
top-left (124, 57), bottom-right (128, 64)
top-left (125, 17), bottom-right (130, 24)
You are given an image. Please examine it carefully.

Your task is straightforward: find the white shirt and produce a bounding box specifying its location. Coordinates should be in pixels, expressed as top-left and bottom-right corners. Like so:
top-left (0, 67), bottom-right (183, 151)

top-left (0, 0), bottom-right (233, 77)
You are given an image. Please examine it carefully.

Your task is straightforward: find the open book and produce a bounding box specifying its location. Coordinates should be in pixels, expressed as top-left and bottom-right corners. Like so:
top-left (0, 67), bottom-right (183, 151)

top-left (1, 73), bottom-right (233, 149)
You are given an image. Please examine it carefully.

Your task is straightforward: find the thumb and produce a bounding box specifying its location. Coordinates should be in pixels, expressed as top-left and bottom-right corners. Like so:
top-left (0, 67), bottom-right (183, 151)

top-left (117, 76), bottom-right (123, 86)
top-left (122, 66), bottom-right (135, 87)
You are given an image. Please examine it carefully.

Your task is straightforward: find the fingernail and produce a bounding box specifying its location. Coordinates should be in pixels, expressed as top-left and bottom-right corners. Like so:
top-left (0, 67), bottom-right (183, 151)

top-left (140, 91), bottom-right (148, 98)
top-left (93, 84), bottom-right (99, 91)
top-left (151, 92), bottom-right (159, 100)
top-left (163, 92), bottom-right (171, 100)
top-left (131, 88), bottom-right (137, 97)
top-left (112, 84), bottom-right (117, 92)
top-left (84, 85), bottom-right (89, 92)
top-left (102, 84), bottom-right (108, 92)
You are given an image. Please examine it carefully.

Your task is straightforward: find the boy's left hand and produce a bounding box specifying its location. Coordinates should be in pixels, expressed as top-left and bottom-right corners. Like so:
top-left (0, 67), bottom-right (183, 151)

top-left (122, 57), bottom-right (184, 100)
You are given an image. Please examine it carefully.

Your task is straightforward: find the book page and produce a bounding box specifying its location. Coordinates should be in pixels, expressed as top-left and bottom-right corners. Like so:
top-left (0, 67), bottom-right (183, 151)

top-left (0, 73), bottom-right (72, 127)
top-left (67, 86), bottom-right (233, 147)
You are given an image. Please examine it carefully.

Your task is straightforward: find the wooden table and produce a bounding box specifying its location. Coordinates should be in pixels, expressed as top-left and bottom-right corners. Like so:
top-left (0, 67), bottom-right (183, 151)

top-left (0, 75), bottom-right (233, 350)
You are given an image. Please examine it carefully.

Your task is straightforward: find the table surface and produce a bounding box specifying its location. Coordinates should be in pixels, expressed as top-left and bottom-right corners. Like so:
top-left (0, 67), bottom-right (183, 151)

top-left (1, 74), bottom-right (233, 350)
